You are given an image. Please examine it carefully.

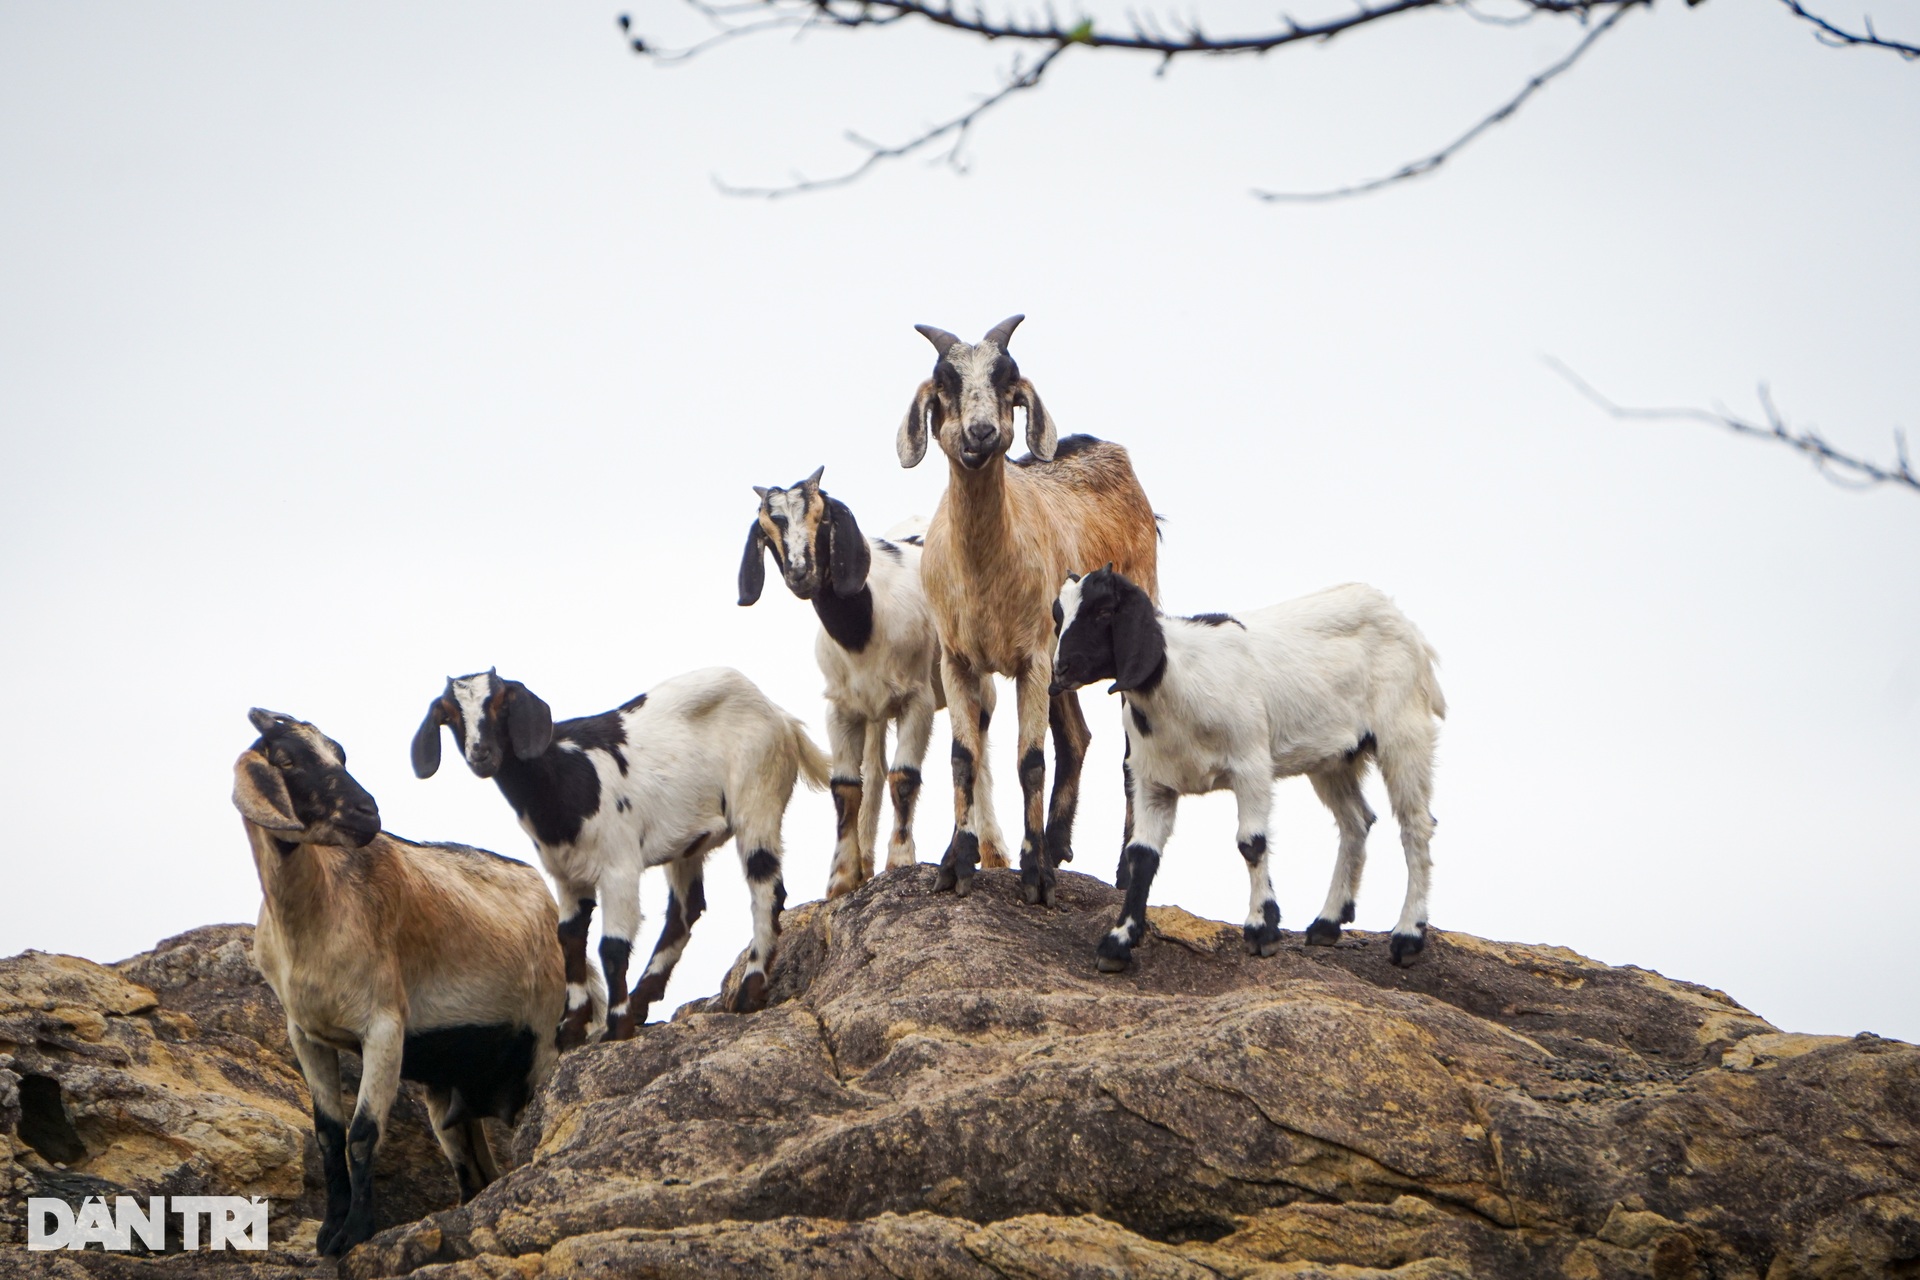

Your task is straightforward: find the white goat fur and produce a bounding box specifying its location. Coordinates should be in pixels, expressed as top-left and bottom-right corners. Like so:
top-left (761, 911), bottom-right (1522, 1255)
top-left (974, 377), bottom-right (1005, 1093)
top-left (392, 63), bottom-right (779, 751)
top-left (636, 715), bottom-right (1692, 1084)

top-left (741, 471), bottom-right (945, 899)
top-left (1053, 576), bottom-right (1446, 970)
top-left (417, 666), bottom-right (829, 1040)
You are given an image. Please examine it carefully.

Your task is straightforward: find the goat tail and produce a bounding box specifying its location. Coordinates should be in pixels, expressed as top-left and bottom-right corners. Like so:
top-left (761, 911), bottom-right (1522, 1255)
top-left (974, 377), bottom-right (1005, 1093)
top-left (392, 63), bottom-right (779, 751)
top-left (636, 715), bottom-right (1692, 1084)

top-left (1421, 644), bottom-right (1448, 721)
top-left (790, 718), bottom-right (831, 792)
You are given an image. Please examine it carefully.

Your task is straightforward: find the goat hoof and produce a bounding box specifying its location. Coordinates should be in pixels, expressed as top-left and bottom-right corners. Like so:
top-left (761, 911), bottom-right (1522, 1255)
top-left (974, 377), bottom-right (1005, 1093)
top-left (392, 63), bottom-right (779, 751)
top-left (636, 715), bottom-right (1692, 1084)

top-left (952, 868), bottom-right (974, 898)
top-left (1389, 927), bottom-right (1427, 967)
top-left (603, 1012), bottom-right (636, 1042)
top-left (330, 1210), bottom-right (374, 1256)
top-left (732, 971), bottom-right (768, 1012)
top-left (316, 1217), bottom-right (345, 1256)
top-left (1244, 921), bottom-right (1284, 957)
top-left (1304, 918), bottom-right (1342, 947)
top-left (1095, 935), bottom-right (1133, 973)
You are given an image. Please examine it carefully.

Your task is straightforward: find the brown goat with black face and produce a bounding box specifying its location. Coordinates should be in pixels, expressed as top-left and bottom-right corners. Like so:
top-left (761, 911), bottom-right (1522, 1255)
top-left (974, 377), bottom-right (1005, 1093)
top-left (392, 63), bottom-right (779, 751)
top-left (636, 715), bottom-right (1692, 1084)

top-left (232, 709), bottom-right (576, 1256)
top-left (898, 315), bottom-right (1160, 904)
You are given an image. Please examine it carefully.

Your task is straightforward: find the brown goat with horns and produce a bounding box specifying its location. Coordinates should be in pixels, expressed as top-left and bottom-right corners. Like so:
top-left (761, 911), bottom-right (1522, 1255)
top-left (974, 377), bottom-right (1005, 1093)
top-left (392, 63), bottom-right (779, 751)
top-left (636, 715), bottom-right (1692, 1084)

top-left (899, 315), bottom-right (1159, 904)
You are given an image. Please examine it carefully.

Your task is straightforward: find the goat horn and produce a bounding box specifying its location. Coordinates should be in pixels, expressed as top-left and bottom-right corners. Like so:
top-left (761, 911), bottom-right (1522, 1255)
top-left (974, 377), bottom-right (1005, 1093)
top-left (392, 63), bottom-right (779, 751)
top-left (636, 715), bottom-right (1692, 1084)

top-left (914, 324), bottom-right (962, 355)
top-left (804, 465), bottom-right (824, 490)
top-left (983, 314), bottom-right (1025, 350)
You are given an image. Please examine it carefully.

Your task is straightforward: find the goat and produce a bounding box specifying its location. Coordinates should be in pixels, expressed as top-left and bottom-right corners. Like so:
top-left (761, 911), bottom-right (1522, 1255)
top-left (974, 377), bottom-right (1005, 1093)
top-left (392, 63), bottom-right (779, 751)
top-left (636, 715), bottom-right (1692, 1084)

top-left (1050, 569), bottom-right (1446, 972)
top-left (232, 709), bottom-right (576, 1256)
top-left (898, 315), bottom-right (1159, 907)
top-left (738, 466), bottom-right (945, 899)
top-left (412, 667), bottom-right (828, 1043)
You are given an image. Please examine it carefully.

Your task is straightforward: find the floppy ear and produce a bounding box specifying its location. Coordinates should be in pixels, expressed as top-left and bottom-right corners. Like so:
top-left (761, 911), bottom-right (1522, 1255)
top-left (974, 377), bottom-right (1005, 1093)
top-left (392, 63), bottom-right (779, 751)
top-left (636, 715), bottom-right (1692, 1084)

top-left (233, 751), bottom-right (303, 832)
top-left (738, 521), bottom-right (768, 606)
top-left (1109, 584), bottom-right (1166, 693)
top-left (1017, 378), bottom-right (1056, 461)
top-left (411, 700), bottom-right (446, 778)
top-left (502, 681), bottom-right (554, 760)
top-left (898, 379), bottom-right (936, 468)
top-left (826, 498), bottom-right (871, 597)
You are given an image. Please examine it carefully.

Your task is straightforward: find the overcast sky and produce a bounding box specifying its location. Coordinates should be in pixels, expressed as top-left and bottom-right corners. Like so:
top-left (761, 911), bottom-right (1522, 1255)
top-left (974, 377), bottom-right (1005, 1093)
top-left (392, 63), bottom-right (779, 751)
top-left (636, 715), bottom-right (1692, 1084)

top-left (3, 1), bottom-right (1915, 1044)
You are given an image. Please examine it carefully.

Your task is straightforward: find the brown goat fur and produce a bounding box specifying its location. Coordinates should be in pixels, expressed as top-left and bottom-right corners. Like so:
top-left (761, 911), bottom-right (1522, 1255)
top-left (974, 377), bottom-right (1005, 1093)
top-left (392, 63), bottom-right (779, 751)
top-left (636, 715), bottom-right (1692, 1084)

top-left (898, 316), bottom-right (1159, 905)
top-left (233, 709), bottom-right (567, 1255)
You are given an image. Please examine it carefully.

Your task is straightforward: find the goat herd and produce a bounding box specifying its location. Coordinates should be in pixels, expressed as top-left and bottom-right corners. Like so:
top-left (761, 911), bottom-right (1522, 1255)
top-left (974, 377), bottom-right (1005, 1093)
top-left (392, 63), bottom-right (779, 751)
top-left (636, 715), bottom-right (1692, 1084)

top-left (229, 316), bottom-right (1447, 1254)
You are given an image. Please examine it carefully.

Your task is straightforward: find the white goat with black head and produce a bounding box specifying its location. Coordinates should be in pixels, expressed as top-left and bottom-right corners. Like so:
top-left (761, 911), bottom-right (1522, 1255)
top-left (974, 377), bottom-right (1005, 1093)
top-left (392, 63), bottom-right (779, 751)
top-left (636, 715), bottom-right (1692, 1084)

top-left (1051, 569), bottom-right (1446, 973)
top-left (899, 315), bottom-right (1160, 907)
top-left (738, 465), bottom-right (944, 899)
top-left (412, 667), bottom-right (828, 1043)
top-left (233, 709), bottom-right (574, 1256)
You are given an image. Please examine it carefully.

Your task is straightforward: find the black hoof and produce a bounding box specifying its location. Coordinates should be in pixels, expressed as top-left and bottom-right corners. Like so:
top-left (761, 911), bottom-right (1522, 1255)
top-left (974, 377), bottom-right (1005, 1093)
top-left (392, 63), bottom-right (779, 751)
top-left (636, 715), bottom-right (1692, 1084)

top-left (1019, 864), bottom-right (1057, 907)
top-left (1095, 937), bottom-right (1132, 973)
top-left (316, 1218), bottom-right (344, 1256)
top-left (1304, 918), bottom-right (1342, 947)
top-left (1243, 920), bottom-right (1284, 957)
top-left (936, 830), bottom-right (981, 895)
top-left (1389, 926), bottom-right (1427, 967)
top-left (328, 1210), bottom-right (374, 1257)
top-left (729, 970), bottom-right (768, 1012)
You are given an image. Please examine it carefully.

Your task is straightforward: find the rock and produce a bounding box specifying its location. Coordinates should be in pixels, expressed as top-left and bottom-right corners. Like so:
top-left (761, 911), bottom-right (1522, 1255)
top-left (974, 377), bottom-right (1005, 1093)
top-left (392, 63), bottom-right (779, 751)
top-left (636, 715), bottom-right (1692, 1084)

top-left (0, 925), bottom-right (476, 1267)
top-left (334, 867), bottom-right (1918, 1280)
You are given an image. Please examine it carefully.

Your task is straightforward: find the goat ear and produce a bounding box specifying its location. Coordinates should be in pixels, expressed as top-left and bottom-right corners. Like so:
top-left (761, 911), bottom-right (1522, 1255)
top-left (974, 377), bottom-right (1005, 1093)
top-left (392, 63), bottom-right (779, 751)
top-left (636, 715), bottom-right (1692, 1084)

top-left (1018, 378), bottom-right (1056, 461)
top-left (826, 498), bottom-right (871, 597)
top-left (1109, 585), bottom-right (1166, 693)
top-left (233, 751), bottom-right (303, 832)
top-left (898, 379), bottom-right (935, 468)
top-left (411, 700), bottom-right (446, 779)
top-left (738, 521), bottom-right (768, 606)
top-left (502, 681), bottom-right (554, 759)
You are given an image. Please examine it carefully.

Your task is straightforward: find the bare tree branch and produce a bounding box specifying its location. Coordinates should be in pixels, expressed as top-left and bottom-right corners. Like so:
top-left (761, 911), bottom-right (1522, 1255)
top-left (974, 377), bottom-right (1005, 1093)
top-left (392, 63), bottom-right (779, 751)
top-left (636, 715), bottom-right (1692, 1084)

top-left (622, 0), bottom-right (1654, 199)
top-left (623, 0), bottom-right (1914, 200)
top-left (1546, 357), bottom-right (1919, 495)
top-left (712, 43), bottom-right (1070, 198)
top-left (1254, 2), bottom-right (1641, 203)
top-left (1777, 0), bottom-right (1920, 59)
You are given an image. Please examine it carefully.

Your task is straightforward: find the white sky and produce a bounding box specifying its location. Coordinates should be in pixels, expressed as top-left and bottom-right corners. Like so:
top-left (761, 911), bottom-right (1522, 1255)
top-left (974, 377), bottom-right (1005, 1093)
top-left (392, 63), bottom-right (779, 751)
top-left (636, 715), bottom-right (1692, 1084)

top-left (3, 1), bottom-right (1915, 1043)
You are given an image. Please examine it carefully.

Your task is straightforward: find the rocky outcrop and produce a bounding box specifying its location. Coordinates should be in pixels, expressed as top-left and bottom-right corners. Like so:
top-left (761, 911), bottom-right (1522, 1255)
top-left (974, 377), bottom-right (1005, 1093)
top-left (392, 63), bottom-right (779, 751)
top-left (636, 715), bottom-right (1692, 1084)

top-left (329, 867), bottom-right (1919, 1280)
top-left (1, 924), bottom-right (467, 1268)
top-left (6, 872), bottom-right (1917, 1279)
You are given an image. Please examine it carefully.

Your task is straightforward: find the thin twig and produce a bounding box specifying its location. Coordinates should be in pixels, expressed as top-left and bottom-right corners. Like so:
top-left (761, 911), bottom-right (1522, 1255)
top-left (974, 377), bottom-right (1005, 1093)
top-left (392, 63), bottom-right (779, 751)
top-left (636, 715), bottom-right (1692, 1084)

top-left (1546, 356), bottom-right (1919, 495)
top-left (631, 0), bottom-right (1460, 60)
top-left (1776, 0), bottom-right (1920, 58)
top-left (621, 0), bottom-right (1903, 201)
top-left (1254, 2), bottom-right (1640, 202)
top-left (713, 42), bottom-right (1070, 197)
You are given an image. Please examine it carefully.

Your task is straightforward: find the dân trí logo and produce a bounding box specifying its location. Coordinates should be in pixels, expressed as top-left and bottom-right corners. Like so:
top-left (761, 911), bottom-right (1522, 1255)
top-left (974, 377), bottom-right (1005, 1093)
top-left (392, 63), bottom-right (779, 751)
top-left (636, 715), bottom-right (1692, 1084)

top-left (27, 1196), bottom-right (269, 1251)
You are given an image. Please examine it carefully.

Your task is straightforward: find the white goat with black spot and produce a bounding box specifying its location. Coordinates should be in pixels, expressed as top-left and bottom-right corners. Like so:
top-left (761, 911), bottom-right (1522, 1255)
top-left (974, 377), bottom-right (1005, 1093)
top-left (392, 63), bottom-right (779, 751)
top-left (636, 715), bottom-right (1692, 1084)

top-left (413, 667), bottom-right (828, 1042)
top-left (1050, 569), bottom-right (1446, 973)
top-left (738, 466), bottom-right (945, 899)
